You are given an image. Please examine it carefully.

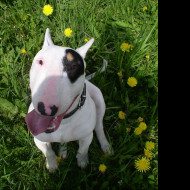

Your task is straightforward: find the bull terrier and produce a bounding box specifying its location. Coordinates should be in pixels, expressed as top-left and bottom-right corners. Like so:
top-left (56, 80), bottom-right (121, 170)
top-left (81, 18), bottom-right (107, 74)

top-left (25, 28), bottom-right (112, 172)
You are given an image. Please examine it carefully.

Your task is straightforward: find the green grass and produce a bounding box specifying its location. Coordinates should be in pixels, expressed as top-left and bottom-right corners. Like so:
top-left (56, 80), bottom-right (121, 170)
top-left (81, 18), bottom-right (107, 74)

top-left (0, 0), bottom-right (158, 189)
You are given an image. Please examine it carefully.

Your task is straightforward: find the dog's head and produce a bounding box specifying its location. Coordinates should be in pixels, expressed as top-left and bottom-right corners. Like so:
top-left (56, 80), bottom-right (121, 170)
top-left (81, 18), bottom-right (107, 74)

top-left (30, 28), bottom-right (94, 117)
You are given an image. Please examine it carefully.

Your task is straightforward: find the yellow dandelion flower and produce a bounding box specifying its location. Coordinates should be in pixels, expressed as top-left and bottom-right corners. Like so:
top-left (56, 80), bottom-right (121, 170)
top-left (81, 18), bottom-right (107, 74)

top-left (142, 6), bottom-right (148, 11)
top-left (145, 141), bottom-right (155, 151)
top-left (117, 71), bottom-right (123, 77)
top-left (99, 164), bottom-right (107, 173)
top-left (126, 128), bottom-right (131, 132)
top-left (84, 38), bottom-right (89, 42)
top-left (43, 4), bottom-right (53, 16)
top-left (134, 127), bottom-right (143, 135)
top-left (146, 55), bottom-right (150, 59)
top-left (21, 49), bottom-right (26, 54)
top-left (134, 157), bottom-right (151, 173)
top-left (23, 14), bottom-right (27, 20)
top-left (138, 117), bottom-right (143, 122)
top-left (120, 43), bottom-right (131, 52)
top-left (144, 149), bottom-right (153, 159)
top-left (118, 111), bottom-right (126, 119)
top-left (139, 122), bottom-right (147, 131)
top-left (56, 156), bottom-right (62, 163)
top-left (127, 77), bottom-right (137, 87)
top-left (64, 28), bottom-right (72, 37)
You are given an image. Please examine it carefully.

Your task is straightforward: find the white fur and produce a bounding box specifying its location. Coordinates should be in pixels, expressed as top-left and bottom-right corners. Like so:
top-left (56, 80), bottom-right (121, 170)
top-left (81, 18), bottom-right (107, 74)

top-left (28, 28), bottom-right (112, 172)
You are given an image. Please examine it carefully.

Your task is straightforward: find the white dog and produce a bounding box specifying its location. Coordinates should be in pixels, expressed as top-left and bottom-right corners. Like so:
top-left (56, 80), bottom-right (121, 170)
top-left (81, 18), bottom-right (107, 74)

top-left (25, 28), bottom-right (112, 172)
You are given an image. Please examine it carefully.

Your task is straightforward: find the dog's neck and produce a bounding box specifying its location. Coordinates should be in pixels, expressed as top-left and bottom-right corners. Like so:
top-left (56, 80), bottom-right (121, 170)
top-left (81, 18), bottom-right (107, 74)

top-left (62, 83), bottom-right (86, 119)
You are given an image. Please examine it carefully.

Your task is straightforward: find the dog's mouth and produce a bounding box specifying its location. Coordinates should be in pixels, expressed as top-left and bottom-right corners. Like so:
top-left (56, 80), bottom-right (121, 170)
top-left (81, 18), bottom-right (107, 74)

top-left (44, 117), bottom-right (61, 134)
top-left (25, 94), bottom-right (81, 136)
top-left (25, 109), bottom-right (63, 136)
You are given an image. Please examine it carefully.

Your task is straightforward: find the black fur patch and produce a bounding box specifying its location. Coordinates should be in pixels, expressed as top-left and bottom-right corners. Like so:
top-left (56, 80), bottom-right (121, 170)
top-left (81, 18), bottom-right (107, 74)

top-left (62, 49), bottom-right (84, 83)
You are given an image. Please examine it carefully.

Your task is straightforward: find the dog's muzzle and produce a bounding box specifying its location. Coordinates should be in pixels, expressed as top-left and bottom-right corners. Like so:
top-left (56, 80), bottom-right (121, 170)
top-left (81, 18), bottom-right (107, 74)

top-left (25, 83), bottom-right (86, 136)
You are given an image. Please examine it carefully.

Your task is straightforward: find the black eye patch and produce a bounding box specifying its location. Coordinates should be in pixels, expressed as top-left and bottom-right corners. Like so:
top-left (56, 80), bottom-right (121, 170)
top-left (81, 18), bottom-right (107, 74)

top-left (62, 49), bottom-right (84, 83)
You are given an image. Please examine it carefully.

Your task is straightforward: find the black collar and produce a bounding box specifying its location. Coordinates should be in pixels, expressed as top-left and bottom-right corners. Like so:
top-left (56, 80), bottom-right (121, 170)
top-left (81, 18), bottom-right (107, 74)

top-left (62, 83), bottom-right (86, 119)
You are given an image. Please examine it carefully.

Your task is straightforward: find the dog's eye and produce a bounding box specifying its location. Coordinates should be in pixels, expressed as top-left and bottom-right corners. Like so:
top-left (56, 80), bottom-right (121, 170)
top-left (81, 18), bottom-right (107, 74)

top-left (38, 60), bottom-right (43, 65)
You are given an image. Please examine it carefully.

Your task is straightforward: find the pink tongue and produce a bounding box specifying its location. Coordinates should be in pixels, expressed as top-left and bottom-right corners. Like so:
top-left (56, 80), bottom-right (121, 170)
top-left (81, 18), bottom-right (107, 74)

top-left (25, 109), bottom-right (54, 136)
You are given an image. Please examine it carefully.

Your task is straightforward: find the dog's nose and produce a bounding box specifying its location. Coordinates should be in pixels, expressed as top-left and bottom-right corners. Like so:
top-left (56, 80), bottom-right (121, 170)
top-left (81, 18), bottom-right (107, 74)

top-left (37, 102), bottom-right (58, 116)
top-left (49, 105), bottom-right (58, 116)
top-left (37, 102), bottom-right (46, 115)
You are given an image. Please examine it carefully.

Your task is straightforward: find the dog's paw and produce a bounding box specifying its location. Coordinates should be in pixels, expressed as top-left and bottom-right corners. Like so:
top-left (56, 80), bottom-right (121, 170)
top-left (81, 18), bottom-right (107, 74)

top-left (46, 158), bottom-right (58, 173)
top-left (102, 143), bottom-right (114, 156)
top-left (59, 146), bottom-right (67, 160)
top-left (76, 153), bottom-right (89, 168)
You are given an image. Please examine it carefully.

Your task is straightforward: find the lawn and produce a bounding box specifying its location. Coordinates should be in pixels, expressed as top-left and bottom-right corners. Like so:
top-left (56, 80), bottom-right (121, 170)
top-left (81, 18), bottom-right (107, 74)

top-left (0, 0), bottom-right (158, 189)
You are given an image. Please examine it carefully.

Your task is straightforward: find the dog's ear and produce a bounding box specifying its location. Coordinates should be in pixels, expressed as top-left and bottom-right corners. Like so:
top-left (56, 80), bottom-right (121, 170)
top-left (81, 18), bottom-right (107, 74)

top-left (76, 38), bottom-right (94, 59)
top-left (42, 28), bottom-right (54, 49)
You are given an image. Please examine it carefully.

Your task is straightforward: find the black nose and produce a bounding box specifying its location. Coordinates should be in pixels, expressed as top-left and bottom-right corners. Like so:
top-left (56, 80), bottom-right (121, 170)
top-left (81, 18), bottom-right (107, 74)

top-left (50, 105), bottom-right (58, 116)
top-left (37, 102), bottom-right (58, 116)
top-left (38, 102), bottom-right (46, 115)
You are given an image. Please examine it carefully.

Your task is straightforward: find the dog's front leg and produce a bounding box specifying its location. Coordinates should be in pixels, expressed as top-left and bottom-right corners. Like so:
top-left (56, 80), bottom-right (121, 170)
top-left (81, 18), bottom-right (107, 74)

top-left (59, 143), bottom-right (67, 159)
top-left (34, 137), bottom-right (58, 173)
top-left (76, 133), bottom-right (93, 168)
